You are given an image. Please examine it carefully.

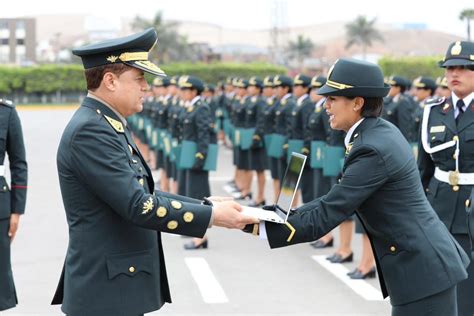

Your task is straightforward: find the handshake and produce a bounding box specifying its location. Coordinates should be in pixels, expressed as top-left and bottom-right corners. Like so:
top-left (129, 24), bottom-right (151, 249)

top-left (208, 196), bottom-right (259, 229)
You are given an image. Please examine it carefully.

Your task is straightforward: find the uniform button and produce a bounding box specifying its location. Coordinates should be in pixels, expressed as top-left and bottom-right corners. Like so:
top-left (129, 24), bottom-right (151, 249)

top-left (129, 266), bottom-right (135, 273)
top-left (167, 220), bottom-right (178, 230)
top-left (453, 154), bottom-right (456, 159)
top-left (171, 200), bottom-right (182, 210)
top-left (96, 109), bottom-right (101, 114)
top-left (453, 185), bottom-right (459, 192)
top-left (139, 178), bottom-right (144, 186)
top-left (390, 246), bottom-right (396, 252)
top-left (183, 212), bottom-right (194, 223)
top-left (466, 199), bottom-right (471, 208)
top-left (138, 167), bottom-right (143, 172)
top-left (2, 186), bottom-right (6, 191)
top-left (156, 206), bottom-right (167, 218)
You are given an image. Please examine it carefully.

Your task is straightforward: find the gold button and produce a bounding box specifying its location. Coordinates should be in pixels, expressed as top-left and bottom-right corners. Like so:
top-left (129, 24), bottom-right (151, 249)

top-left (96, 109), bottom-right (101, 114)
top-left (432, 136), bottom-right (436, 140)
top-left (453, 154), bottom-right (456, 159)
top-left (466, 199), bottom-right (471, 208)
top-left (390, 246), bottom-right (396, 252)
top-left (167, 220), bottom-right (178, 230)
top-left (453, 135), bottom-right (459, 142)
top-left (139, 178), bottom-right (144, 186)
top-left (2, 186), bottom-right (6, 191)
top-left (453, 185), bottom-right (459, 192)
top-left (129, 266), bottom-right (135, 273)
top-left (171, 200), bottom-right (182, 210)
top-left (183, 212), bottom-right (194, 223)
top-left (156, 206), bottom-right (167, 218)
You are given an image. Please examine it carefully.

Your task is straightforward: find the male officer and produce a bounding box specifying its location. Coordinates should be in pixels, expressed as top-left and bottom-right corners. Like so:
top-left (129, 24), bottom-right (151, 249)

top-left (52, 28), bottom-right (256, 316)
top-left (0, 99), bottom-right (27, 312)
top-left (412, 76), bottom-right (437, 135)
top-left (418, 40), bottom-right (474, 316)
top-left (435, 76), bottom-right (451, 98)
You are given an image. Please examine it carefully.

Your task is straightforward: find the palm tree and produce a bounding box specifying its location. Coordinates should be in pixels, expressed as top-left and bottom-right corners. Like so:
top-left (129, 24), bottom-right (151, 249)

top-left (132, 12), bottom-right (194, 63)
top-left (287, 34), bottom-right (314, 68)
top-left (345, 16), bottom-right (384, 60)
top-left (459, 9), bottom-right (474, 41)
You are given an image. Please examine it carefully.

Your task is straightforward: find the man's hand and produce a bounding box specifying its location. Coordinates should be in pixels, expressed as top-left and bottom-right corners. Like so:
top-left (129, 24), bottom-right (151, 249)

top-left (207, 196), bottom-right (233, 203)
top-left (9, 213), bottom-right (20, 243)
top-left (212, 201), bottom-right (258, 229)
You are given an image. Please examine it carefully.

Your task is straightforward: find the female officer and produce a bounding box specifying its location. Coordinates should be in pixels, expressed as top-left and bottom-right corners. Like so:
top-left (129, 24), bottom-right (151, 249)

top-left (418, 41), bottom-right (474, 316)
top-left (251, 58), bottom-right (469, 315)
top-left (0, 99), bottom-right (27, 312)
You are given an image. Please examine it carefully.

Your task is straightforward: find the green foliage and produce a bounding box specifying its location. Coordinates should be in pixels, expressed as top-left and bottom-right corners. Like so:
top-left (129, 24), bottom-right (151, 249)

top-left (378, 56), bottom-right (445, 80)
top-left (0, 63), bottom-right (286, 95)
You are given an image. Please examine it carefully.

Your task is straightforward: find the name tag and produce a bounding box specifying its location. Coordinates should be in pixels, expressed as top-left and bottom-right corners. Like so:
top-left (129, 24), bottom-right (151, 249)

top-left (430, 125), bottom-right (445, 133)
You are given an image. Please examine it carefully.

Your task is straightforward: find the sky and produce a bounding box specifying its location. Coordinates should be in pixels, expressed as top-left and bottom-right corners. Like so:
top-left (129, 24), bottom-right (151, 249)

top-left (3, 0), bottom-right (473, 37)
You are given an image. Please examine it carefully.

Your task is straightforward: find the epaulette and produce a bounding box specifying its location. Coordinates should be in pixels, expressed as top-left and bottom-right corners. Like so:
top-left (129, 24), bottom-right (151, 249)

top-left (104, 115), bottom-right (124, 133)
top-left (0, 99), bottom-right (14, 108)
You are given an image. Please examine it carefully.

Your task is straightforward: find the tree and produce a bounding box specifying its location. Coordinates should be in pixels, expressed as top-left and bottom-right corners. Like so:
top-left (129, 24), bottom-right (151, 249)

top-left (132, 12), bottom-right (196, 63)
top-left (287, 34), bottom-right (314, 68)
top-left (345, 16), bottom-right (384, 60)
top-left (459, 9), bottom-right (474, 41)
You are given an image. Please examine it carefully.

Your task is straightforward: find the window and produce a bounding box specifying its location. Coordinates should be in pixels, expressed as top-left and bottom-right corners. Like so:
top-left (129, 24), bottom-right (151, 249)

top-left (17, 38), bottom-right (24, 45)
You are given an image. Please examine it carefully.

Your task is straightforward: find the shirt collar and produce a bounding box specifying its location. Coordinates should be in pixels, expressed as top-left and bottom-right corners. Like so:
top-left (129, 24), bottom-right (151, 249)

top-left (315, 97), bottom-right (326, 109)
top-left (344, 118), bottom-right (365, 148)
top-left (452, 91), bottom-right (473, 111)
top-left (87, 92), bottom-right (127, 127)
top-left (185, 95), bottom-right (201, 107)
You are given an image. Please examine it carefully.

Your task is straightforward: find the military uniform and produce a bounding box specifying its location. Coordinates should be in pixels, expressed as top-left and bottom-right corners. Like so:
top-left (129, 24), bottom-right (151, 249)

top-left (246, 77), bottom-right (267, 171)
top-left (232, 79), bottom-right (250, 171)
top-left (259, 59), bottom-right (469, 315)
top-left (0, 99), bottom-right (27, 311)
top-left (418, 41), bottom-right (474, 316)
top-left (179, 76), bottom-right (212, 199)
top-left (304, 76), bottom-right (330, 199)
top-left (273, 75), bottom-right (295, 180)
top-left (289, 75), bottom-right (313, 203)
top-left (384, 76), bottom-right (418, 143)
top-left (261, 77), bottom-right (279, 180)
top-left (52, 29), bottom-right (214, 316)
top-left (412, 76), bottom-right (437, 137)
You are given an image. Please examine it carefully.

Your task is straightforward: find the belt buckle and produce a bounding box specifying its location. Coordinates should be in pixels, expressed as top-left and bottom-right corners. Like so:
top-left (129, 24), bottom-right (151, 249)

top-left (448, 171), bottom-right (460, 186)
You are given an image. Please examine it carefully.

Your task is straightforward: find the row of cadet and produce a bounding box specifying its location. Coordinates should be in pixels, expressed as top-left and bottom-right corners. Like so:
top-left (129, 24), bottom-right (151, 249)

top-left (127, 72), bottom-right (450, 255)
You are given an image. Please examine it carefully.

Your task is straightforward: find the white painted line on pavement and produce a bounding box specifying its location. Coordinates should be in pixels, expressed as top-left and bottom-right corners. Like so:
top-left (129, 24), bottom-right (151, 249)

top-left (311, 255), bottom-right (387, 302)
top-left (185, 257), bottom-right (229, 304)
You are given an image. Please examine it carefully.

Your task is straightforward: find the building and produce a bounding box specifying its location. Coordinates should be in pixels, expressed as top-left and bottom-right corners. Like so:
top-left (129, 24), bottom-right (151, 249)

top-left (0, 18), bottom-right (36, 64)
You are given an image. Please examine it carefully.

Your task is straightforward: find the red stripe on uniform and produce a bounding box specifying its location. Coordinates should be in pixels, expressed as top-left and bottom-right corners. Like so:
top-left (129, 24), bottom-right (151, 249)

top-left (11, 185), bottom-right (28, 189)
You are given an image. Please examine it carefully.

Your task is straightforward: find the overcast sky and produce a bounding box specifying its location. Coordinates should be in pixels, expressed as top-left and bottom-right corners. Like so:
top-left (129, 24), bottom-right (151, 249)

top-left (4, 0), bottom-right (473, 37)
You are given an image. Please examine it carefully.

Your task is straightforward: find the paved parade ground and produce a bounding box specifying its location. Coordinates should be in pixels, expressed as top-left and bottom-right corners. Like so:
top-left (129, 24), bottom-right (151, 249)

top-left (3, 108), bottom-right (391, 315)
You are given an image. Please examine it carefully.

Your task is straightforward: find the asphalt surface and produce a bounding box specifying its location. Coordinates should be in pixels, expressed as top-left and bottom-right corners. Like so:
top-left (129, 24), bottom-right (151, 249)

top-left (3, 108), bottom-right (391, 315)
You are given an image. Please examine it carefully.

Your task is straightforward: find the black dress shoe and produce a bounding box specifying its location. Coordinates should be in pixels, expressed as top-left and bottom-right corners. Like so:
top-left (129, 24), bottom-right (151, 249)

top-left (329, 252), bottom-right (353, 263)
top-left (184, 240), bottom-right (208, 250)
top-left (233, 192), bottom-right (252, 201)
top-left (310, 238), bottom-right (334, 249)
top-left (347, 268), bottom-right (359, 276)
top-left (350, 267), bottom-right (376, 279)
top-left (248, 200), bottom-right (266, 207)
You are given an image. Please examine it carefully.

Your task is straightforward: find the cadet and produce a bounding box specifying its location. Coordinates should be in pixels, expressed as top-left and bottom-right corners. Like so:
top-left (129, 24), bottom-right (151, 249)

top-left (289, 74), bottom-right (313, 204)
top-left (384, 75), bottom-right (418, 144)
top-left (272, 75), bottom-right (295, 183)
top-left (261, 76), bottom-right (280, 201)
top-left (52, 29), bottom-right (256, 315)
top-left (165, 76), bottom-right (181, 194)
top-left (0, 99), bottom-right (27, 312)
top-left (418, 40), bottom-right (474, 316)
top-left (247, 58), bottom-right (470, 315)
top-left (246, 76), bottom-right (267, 206)
top-left (412, 76), bottom-right (437, 135)
top-left (435, 76), bottom-right (451, 98)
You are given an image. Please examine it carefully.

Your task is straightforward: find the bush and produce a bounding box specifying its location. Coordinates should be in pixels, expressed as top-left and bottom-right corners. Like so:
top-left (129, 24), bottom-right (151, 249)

top-left (378, 56), bottom-right (445, 80)
top-left (0, 62), bottom-right (287, 100)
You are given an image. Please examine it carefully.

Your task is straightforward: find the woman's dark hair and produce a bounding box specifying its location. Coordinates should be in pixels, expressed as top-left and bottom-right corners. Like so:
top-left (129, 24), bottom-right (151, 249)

top-left (347, 96), bottom-right (384, 117)
top-left (84, 63), bottom-right (130, 91)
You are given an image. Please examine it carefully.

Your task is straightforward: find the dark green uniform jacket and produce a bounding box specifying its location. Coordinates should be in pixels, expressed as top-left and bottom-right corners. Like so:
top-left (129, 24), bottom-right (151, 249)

top-left (418, 97), bottom-right (474, 233)
top-left (265, 117), bottom-right (469, 306)
top-left (0, 101), bottom-right (27, 218)
top-left (52, 97), bottom-right (212, 316)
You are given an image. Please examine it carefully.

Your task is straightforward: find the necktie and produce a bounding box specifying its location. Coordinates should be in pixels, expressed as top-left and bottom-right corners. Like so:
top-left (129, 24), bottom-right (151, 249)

top-left (456, 99), bottom-right (465, 125)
